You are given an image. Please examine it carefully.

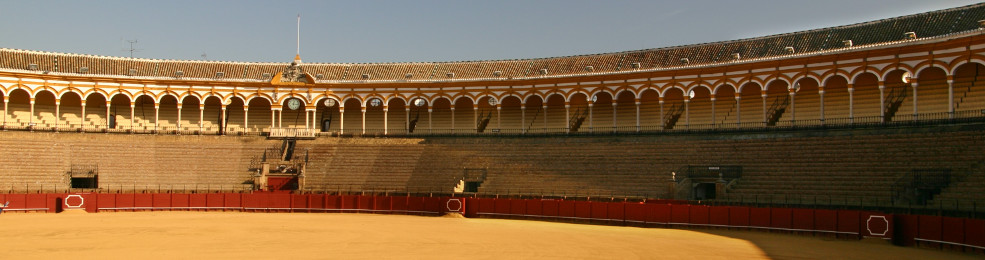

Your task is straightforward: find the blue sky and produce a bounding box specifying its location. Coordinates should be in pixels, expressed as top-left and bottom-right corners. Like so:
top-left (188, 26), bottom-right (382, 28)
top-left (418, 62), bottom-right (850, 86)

top-left (0, 0), bottom-right (979, 63)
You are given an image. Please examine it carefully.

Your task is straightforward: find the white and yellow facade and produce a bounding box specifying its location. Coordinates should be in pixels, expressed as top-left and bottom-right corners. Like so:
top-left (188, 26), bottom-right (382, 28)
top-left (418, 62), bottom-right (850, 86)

top-left (1, 4), bottom-right (984, 136)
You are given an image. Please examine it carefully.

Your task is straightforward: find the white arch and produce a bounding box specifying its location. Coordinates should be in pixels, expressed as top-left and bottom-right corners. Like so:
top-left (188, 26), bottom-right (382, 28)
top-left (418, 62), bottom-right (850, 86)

top-left (821, 73), bottom-right (850, 87)
top-left (850, 70), bottom-right (881, 84)
top-left (686, 85), bottom-right (713, 95)
top-left (522, 93), bottom-right (544, 104)
top-left (452, 95), bottom-right (475, 105)
top-left (659, 85), bottom-right (686, 97)
top-left (949, 60), bottom-right (985, 76)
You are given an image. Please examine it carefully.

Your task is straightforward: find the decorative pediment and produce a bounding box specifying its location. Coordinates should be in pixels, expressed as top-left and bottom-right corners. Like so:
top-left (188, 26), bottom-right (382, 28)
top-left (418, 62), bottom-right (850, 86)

top-left (271, 61), bottom-right (314, 86)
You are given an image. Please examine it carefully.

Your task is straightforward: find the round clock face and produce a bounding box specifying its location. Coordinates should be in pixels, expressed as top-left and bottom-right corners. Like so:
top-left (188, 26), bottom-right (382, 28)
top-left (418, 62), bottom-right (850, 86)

top-left (324, 99), bottom-right (337, 107)
top-left (369, 99), bottom-right (382, 107)
top-left (287, 98), bottom-right (301, 110)
top-left (591, 95), bottom-right (598, 102)
top-left (487, 98), bottom-right (497, 106)
top-left (413, 98), bottom-right (426, 107)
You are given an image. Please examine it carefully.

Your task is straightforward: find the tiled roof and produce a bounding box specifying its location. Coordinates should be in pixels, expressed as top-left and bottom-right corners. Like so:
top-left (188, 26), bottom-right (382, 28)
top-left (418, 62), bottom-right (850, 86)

top-left (2, 3), bottom-right (984, 81)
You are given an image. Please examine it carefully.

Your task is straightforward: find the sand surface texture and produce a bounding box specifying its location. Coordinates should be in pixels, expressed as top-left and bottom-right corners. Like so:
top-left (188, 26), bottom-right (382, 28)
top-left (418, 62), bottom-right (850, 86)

top-left (0, 212), bottom-right (976, 259)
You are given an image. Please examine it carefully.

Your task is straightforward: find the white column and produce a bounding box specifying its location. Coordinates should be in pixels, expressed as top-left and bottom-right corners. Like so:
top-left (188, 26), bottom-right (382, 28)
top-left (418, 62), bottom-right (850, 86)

top-left (789, 90), bottom-right (796, 123)
top-left (611, 103), bottom-right (617, 131)
top-left (878, 82), bottom-right (886, 121)
top-left (684, 99), bottom-right (690, 126)
top-left (496, 105), bottom-right (502, 130)
top-left (658, 99), bottom-right (665, 129)
top-left (177, 105), bottom-right (182, 130)
top-left (818, 90), bottom-right (825, 123)
top-left (278, 110), bottom-right (283, 128)
top-left (473, 106), bottom-right (478, 132)
top-left (361, 107), bottom-right (366, 135)
top-left (735, 96), bottom-right (741, 125)
top-left (29, 100), bottom-right (34, 125)
top-left (912, 83), bottom-right (919, 118)
top-left (54, 101), bottom-right (60, 129)
top-left (588, 103), bottom-right (594, 132)
top-left (710, 97), bottom-right (716, 127)
top-left (405, 108), bottom-right (410, 133)
top-left (270, 109), bottom-right (276, 130)
top-left (105, 101), bottom-right (111, 129)
top-left (220, 105), bottom-right (226, 134)
top-left (848, 86), bottom-right (855, 123)
top-left (27, 98), bottom-right (34, 125)
top-left (947, 79), bottom-right (954, 119)
top-left (521, 106), bottom-right (526, 134)
top-left (154, 105), bottom-right (159, 131)
top-left (565, 104), bottom-right (571, 131)
top-left (383, 107), bottom-right (389, 135)
top-left (542, 105), bottom-right (548, 131)
top-left (199, 104), bottom-right (205, 130)
top-left (129, 103), bottom-right (135, 130)
top-left (243, 107), bottom-right (249, 132)
top-left (634, 100), bottom-right (640, 131)
top-left (450, 107), bottom-right (456, 132)
top-left (339, 107), bottom-right (345, 134)
top-left (2, 98), bottom-right (7, 126)
top-left (80, 101), bottom-right (87, 129)
top-left (761, 91), bottom-right (767, 123)
top-left (427, 107), bottom-right (433, 133)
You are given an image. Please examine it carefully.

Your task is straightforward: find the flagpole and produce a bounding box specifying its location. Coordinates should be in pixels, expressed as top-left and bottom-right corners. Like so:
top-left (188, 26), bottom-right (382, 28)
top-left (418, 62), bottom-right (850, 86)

top-left (296, 14), bottom-right (300, 56)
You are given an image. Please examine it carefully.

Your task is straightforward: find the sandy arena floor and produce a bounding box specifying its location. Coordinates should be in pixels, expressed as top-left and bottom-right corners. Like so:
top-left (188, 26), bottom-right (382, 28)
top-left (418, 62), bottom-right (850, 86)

top-left (0, 211), bottom-right (977, 259)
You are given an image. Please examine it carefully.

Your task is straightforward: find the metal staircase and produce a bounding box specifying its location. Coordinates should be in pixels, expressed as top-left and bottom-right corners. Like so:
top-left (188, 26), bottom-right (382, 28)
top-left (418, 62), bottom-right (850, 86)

top-left (475, 110), bottom-right (492, 133)
top-left (766, 96), bottom-right (789, 126)
top-left (568, 108), bottom-right (588, 132)
top-left (884, 85), bottom-right (909, 122)
top-left (663, 103), bottom-right (685, 130)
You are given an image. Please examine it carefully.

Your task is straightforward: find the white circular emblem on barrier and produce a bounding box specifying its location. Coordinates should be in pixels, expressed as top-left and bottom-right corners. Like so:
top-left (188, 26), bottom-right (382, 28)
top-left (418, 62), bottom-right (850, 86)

top-left (65, 195), bottom-right (85, 208)
top-left (446, 199), bottom-right (463, 212)
top-left (866, 215), bottom-right (889, 236)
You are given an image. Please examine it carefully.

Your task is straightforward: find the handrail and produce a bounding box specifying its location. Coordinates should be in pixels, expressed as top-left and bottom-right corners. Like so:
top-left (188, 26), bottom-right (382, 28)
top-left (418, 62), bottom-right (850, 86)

top-left (765, 95), bottom-right (789, 126)
top-left (525, 107), bottom-right (542, 132)
top-left (475, 110), bottom-right (492, 132)
top-left (568, 108), bottom-right (588, 132)
top-left (269, 128), bottom-right (316, 138)
top-left (663, 103), bottom-right (685, 129)
top-left (1, 109), bottom-right (985, 137)
top-left (884, 84), bottom-right (910, 121)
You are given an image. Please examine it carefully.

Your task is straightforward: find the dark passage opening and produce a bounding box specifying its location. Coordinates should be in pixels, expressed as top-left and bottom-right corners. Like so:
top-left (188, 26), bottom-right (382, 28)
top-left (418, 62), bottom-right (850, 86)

top-left (71, 176), bottom-right (98, 189)
top-left (465, 181), bottom-right (481, 193)
top-left (694, 183), bottom-right (716, 200)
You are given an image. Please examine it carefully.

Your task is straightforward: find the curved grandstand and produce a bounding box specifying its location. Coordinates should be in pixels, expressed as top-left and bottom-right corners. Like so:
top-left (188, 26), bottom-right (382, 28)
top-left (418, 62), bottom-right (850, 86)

top-left (0, 4), bottom-right (982, 136)
top-left (1, 3), bottom-right (985, 252)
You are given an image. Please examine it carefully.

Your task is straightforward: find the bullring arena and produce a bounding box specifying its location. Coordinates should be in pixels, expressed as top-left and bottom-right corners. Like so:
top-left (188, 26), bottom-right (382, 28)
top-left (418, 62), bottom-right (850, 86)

top-left (2, 3), bottom-right (985, 259)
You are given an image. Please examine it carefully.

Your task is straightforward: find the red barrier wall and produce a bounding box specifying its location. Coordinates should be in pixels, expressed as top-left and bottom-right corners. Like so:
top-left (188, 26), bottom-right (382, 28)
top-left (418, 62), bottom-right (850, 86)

top-left (2, 194), bottom-right (983, 251)
top-left (966, 219), bottom-right (985, 248)
top-left (467, 198), bottom-right (985, 250)
top-left (0, 193), bottom-right (463, 216)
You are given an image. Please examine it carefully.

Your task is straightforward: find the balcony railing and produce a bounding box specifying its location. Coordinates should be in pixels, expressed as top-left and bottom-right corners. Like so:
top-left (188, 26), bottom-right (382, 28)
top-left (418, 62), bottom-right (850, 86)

top-left (1, 109), bottom-right (983, 137)
top-left (269, 128), bottom-right (317, 138)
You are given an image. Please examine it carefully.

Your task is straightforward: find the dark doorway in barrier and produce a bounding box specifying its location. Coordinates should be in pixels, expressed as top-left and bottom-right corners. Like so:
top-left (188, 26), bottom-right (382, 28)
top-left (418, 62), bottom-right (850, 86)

top-left (71, 176), bottom-right (98, 189)
top-left (694, 183), bottom-right (717, 200)
top-left (464, 182), bottom-right (481, 193)
top-left (68, 164), bottom-right (99, 189)
top-left (55, 197), bottom-right (63, 213)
